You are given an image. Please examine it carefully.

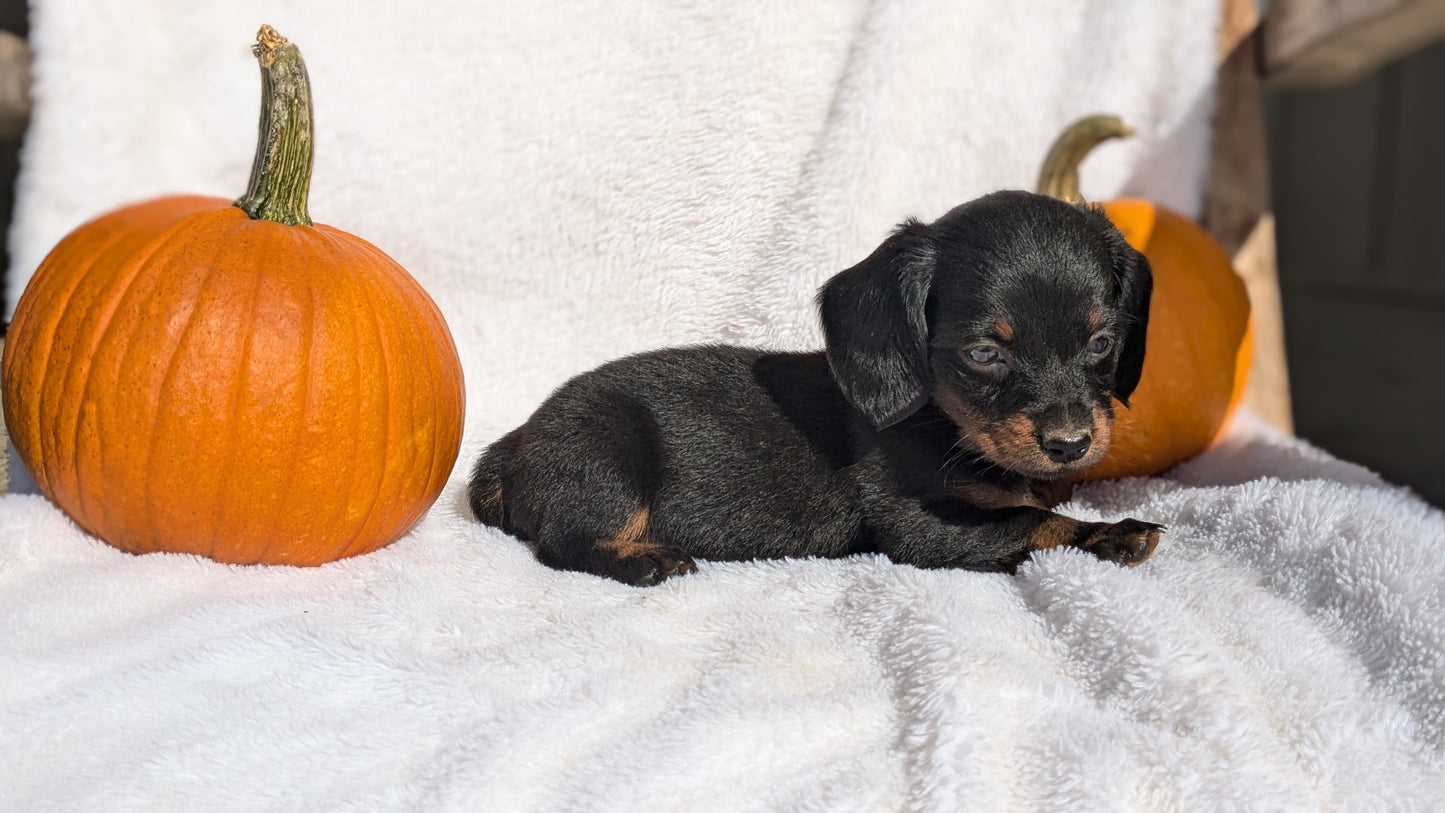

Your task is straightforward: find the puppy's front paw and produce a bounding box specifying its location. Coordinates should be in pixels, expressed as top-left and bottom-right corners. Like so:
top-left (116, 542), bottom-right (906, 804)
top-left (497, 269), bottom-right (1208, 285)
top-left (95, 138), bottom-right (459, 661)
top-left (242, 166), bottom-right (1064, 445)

top-left (1077, 518), bottom-right (1163, 567)
top-left (611, 546), bottom-right (699, 587)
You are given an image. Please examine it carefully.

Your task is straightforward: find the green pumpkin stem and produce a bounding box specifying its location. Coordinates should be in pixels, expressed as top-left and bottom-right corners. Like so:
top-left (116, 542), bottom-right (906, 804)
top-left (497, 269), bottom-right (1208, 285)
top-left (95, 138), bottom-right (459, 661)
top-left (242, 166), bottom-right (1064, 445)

top-left (234, 25), bottom-right (314, 226)
top-left (1036, 114), bottom-right (1134, 203)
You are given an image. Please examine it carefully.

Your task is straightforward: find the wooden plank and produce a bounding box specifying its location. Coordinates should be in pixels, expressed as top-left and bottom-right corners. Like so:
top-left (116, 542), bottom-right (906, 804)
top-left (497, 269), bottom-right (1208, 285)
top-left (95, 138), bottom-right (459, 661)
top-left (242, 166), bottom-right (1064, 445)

top-left (1205, 28), bottom-right (1270, 256)
top-left (0, 30), bottom-right (25, 140)
top-left (1232, 215), bottom-right (1294, 432)
top-left (1205, 2), bottom-right (1296, 432)
top-left (1265, 0), bottom-right (1445, 86)
top-left (1218, 0), bottom-right (1262, 60)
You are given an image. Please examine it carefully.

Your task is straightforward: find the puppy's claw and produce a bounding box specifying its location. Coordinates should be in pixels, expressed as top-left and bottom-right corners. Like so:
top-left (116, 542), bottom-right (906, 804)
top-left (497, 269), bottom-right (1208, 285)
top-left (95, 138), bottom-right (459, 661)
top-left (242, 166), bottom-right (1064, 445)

top-left (1079, 518), bottom-right (1164, 567)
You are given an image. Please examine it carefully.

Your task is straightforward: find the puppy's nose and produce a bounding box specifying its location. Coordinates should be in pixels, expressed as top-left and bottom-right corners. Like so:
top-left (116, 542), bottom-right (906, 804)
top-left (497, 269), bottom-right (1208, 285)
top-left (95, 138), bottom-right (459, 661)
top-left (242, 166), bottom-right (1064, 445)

top-left (1041, 432), bottom-right (1091, 464)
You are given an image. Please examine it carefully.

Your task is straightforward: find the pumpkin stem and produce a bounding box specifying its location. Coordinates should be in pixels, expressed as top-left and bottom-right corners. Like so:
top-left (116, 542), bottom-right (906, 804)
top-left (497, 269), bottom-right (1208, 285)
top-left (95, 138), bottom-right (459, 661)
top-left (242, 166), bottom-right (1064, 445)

top-left (234, 25), bottom-right (314, 226)
top-left (1036, 114), bottom-right (1134, 203)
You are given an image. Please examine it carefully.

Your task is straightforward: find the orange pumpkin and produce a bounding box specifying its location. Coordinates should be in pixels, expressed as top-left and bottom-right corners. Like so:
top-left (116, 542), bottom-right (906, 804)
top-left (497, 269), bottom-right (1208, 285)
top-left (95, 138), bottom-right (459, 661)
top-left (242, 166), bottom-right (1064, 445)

top-left (1038, 115), bottom-right (1252, 481)
top-left (1, 26), bottom-right (465, 565)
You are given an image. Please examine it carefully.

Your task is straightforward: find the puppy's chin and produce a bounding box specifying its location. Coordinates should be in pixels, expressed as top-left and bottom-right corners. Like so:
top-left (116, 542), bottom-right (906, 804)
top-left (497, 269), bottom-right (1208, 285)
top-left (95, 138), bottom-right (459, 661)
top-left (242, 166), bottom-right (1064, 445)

top-left (991, 444), bottom-right (1108, 481)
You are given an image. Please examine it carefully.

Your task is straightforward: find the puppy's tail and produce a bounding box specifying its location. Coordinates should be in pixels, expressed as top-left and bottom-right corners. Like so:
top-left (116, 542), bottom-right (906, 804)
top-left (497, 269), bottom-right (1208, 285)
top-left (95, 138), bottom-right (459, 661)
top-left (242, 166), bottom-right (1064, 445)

top-left (467, 432), bottom-right (518, 530)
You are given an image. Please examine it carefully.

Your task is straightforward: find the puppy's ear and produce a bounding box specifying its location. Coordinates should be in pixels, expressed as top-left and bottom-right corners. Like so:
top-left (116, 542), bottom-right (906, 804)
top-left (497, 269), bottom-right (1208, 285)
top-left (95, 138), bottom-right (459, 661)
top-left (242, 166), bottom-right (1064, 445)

top-left (817, 219), bottom-right (936, 428)
top-left (1082, 204), bottom-right (1153, 404)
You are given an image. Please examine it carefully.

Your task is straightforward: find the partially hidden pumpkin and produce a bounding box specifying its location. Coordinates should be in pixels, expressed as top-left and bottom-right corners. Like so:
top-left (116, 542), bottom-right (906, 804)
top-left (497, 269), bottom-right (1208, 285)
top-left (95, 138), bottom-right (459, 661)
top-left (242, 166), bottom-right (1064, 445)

top-left (1, 26), bottom-right (465, 565)
top-left (1038, 115), bottom-right (1253, 481)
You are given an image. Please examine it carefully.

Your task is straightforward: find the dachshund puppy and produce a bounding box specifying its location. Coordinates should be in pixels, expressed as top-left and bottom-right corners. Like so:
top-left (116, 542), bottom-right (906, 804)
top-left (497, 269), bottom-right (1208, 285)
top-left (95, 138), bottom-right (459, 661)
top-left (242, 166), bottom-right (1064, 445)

top-left (470, 190), bottom-right (1163, 586)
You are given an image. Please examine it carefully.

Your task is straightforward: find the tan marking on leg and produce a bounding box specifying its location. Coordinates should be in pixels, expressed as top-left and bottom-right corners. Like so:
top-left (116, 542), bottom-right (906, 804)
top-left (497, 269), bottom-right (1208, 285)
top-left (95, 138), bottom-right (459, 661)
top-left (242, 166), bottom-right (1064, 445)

top-left (1028, 514), bottom-right (1086, 551)
top-left (596, 507), bottom-right (661, 558)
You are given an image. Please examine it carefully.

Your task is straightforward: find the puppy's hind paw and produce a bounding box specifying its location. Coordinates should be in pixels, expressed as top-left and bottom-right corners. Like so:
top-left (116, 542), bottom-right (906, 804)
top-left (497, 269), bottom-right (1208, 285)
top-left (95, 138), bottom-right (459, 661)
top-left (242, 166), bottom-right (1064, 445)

top-left (611, 546), bottom-right (699, 587)
top-left (1079, 518), bottom-right (1164, 567)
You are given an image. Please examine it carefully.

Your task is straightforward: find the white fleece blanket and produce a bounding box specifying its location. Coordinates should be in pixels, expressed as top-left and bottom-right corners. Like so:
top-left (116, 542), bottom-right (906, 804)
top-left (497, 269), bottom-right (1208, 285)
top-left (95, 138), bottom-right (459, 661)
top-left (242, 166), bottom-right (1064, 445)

top-left (4, 417), bottom-right (1444, 810)
top-left (4, 1), bottom-right (1444, 810)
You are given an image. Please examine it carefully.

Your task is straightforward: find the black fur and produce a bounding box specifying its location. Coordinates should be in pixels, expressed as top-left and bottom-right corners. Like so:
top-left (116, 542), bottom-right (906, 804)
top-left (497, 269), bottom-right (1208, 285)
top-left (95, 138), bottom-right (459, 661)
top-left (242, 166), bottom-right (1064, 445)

top-left (470, 190), bottom-right (1163, 586)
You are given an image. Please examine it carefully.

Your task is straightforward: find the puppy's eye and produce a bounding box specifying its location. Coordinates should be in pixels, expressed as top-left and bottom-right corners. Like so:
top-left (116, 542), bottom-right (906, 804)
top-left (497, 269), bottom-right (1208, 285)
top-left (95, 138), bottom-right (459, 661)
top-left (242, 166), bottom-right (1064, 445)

top-left (963, 345), bottom-right (1003, 367)
top-left (1087, 334), bottom-right (1114, 356)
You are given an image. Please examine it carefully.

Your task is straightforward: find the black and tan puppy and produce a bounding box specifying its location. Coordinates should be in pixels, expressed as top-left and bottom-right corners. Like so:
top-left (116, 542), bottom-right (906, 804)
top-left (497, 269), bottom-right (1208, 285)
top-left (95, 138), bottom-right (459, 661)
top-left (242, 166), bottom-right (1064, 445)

top-left (470, 190), bottom-right (1163, 586)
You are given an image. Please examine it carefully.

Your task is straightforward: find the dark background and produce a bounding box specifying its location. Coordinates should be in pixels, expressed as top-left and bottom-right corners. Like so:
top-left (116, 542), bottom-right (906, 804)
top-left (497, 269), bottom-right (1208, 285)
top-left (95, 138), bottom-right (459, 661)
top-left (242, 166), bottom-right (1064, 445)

top-left (1267, 41), bottom-right (1445, 507)
top-left (0, 8), bottom-right (1439, 507)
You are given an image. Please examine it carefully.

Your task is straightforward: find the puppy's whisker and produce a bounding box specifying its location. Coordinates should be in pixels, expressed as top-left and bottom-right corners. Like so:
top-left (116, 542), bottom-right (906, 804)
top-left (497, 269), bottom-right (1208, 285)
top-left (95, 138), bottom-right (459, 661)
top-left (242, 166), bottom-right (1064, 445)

top-left (939, 445), bottom-right (961, 471)
top-left (911, 413), bottom-right (954, 429)
top-left (939, 438), bottom-right (974, 474)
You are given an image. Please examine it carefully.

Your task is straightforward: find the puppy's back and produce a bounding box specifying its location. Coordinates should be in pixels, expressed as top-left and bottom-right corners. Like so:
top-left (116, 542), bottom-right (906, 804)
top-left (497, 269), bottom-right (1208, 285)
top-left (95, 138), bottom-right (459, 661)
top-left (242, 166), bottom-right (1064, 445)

top-left (469, 344), bottom-right (865, 560)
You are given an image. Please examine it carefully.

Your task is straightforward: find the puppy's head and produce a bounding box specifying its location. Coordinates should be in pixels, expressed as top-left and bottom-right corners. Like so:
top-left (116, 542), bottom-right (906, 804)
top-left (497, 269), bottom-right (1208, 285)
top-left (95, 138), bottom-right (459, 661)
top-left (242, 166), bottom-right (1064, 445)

top-left (818, 190), bottom-right (1151, 480)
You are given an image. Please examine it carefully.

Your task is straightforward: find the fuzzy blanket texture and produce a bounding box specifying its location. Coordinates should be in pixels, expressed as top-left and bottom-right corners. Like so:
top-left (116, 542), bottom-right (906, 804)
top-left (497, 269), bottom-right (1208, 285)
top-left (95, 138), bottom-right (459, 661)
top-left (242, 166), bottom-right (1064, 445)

top-left (4, 1), bottom-right (1444, 810)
